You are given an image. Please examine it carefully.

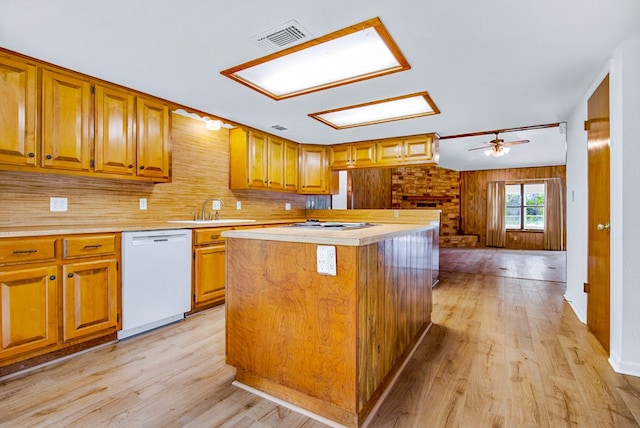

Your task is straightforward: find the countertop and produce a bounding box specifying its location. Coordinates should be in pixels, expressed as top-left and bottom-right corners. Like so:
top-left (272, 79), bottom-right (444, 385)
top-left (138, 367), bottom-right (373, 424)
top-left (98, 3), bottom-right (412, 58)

top-left (222, 222), bottom-right (435, 246)
top-left (0, 219), bottom-right (301, 238)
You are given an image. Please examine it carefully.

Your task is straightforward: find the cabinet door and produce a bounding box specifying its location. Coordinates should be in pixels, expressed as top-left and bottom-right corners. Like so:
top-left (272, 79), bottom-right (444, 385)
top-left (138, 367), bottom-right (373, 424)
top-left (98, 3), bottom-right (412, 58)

top-left (0, 266), bottom-right (58, 359)
top-left (267, 136), bottom-right (284, 190)
top-left (299, 145), bottom-right (337, 194)
top-left (404, 135), bottom-right (434, 163)
top-left (194, 244), bottom-right (226, 307)
top-left (94, 84), bottom-right (135, 176)
top-left (62, 259), bottom-right (118, 342)
top-left (376, 139), bottom-right (404, 165)
top-left (351, 142), bottom-right (376, 168)
top-left (283, 141), bottom-right (299, 192)
top-left (42, 69), bottom-right (91, 171)
top-left (0, 55), bottom-right (37, 167)
top-left (329, 145), bottom-right (351, 169)
top-left (248, 130), bottom-right (268, 188)
top-left (136, 96), bottom-right (171, 180)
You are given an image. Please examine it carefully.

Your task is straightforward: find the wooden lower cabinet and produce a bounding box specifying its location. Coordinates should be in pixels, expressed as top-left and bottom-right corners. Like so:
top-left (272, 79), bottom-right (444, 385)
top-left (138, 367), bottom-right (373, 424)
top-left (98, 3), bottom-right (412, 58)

top-left (194, 244), bottom-right (226, 308)
top-left (62, 259), bottom-right (118, 342)
top-left (0, 233), bottom-right (120, 375)
top-left (191, 228), bottom-right (228, 311)
top-left (0, 265), bottom-right (58, 360)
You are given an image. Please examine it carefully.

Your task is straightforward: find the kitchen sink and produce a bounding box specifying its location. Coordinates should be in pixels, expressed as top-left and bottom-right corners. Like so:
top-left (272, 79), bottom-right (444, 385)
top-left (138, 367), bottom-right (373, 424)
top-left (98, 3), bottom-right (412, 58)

top-left (167, 219), bottom-right (255, 225)
top-left (288, 221), bottom-right (374, 230)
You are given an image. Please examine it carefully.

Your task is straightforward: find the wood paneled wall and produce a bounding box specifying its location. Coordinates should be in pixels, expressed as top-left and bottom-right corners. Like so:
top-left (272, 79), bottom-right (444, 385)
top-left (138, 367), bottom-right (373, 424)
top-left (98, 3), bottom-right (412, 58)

top-left (348, 169), bottom-right (392, 209)
top-left (0, 114), bottom-right (306, 228)
top-left (460, 166), bottom-right (566, 248)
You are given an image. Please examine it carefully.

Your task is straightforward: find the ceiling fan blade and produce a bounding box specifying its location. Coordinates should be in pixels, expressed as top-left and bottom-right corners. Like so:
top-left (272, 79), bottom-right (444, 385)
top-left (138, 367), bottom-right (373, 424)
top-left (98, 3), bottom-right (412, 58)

top-left (503, 139), bottom-right (530, 146)
top-left (468, 145), bottom-right (492, 151)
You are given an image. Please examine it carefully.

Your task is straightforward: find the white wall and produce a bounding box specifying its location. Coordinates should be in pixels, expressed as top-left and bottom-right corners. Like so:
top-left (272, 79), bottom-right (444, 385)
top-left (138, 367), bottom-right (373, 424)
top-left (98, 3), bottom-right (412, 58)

top-left (609, 39), bottom-right (640, 375)
top-left (566, 39), bottom-right (640, 376)
top-left (564, 94), bottom-right (589, 323)
top-left (331, 171), bottom-right (348, 209)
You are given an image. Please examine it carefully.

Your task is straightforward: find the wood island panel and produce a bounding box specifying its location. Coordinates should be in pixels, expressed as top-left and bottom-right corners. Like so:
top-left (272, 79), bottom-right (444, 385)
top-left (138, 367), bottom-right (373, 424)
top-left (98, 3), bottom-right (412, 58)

top-left (225, 226), bottom-right (434, 427)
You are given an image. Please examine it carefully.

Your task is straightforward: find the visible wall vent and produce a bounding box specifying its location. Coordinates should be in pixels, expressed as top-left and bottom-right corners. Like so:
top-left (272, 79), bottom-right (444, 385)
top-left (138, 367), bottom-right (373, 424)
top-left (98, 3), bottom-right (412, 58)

top-left (270, 124), bottom-right (288, 131)
top-left (250, 20), bottom-right (312, 51)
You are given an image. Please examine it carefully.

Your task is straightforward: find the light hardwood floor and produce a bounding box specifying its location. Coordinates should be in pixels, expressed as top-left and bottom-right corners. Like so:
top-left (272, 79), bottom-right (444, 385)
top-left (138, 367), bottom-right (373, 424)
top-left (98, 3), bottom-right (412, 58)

top-left (1, 249), bottom-right (639, 427)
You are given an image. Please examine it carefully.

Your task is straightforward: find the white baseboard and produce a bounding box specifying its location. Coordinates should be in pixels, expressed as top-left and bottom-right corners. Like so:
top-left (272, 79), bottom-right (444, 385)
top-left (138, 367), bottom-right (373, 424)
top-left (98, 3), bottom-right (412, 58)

top-left (609, 350), bottom-right (640, 377)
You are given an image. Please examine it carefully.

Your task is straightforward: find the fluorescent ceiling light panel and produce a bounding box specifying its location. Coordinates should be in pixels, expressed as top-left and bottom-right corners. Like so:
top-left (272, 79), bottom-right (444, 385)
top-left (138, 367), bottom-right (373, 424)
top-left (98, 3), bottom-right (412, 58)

top-left (221, 17), bottom-right (410, 100)
top-left (309, 92), bottom-right (440, 129)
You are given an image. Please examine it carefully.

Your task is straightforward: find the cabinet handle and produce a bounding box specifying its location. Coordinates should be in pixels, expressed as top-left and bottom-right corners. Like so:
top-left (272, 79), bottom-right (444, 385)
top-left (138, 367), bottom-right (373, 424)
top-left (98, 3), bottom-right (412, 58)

top-left (83, 244), bottom-right (103, 249)
top-left (67, 273), bottom-right (74, 278)
top-left (13, 249), bottom-right (37, 254)
top-left (46, 154), bottom-right (52, 160)
top-left (139, 165), bottom-right (145, 170)
top-left (128, 164), bottom-right (134, 169)
top-left (28, 152), bottom-right (35, 158)
top-left (49, 275), bottom-right (56, 281)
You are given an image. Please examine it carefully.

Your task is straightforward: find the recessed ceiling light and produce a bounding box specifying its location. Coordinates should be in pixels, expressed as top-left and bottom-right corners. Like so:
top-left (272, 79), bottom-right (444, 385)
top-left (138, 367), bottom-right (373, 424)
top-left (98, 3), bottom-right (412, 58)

top-left (221, 17), bottom-right (410, 100)
top-left (309, 92), bottom-right (440, 129)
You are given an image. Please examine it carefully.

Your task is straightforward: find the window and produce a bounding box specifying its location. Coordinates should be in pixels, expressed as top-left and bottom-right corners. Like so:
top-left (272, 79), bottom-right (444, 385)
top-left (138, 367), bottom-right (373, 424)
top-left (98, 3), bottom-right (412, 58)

top-left (505, 183), bottom-right (545, 230)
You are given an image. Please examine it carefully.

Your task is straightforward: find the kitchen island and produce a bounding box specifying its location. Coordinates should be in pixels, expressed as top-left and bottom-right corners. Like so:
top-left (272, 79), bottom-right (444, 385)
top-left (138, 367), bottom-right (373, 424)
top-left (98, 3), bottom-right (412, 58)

top-left (223, 220), bottom-right (438, 427)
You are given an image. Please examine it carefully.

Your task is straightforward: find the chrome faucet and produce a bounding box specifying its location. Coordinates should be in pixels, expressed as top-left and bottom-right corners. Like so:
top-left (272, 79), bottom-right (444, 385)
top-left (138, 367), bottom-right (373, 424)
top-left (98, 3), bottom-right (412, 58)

top-left (200, 198), bottom-right (224, 221)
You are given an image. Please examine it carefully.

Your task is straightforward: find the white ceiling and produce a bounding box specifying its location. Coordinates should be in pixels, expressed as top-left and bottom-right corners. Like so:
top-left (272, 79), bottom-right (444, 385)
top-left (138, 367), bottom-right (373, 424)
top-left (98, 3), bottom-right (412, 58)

top-left (1, 0), bottom-right (639, 170)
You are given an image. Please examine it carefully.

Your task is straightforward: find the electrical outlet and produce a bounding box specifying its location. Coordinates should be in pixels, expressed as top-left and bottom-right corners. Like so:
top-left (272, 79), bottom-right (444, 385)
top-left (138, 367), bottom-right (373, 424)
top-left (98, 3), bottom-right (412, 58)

top-left (394, 210), bottom-right (400, 218)
top-left (212, 200), bottom-right (222, 210)
top-left (139, 198), bottom-right (147, 210)
top-left (285, 203), bottom-right (291, 211)
top-left (236, 201), bottom-right (242, 210)
top-left (317, 245), bottom-right (337, 276)
top-left (50, 197), bottom-right (68, 212)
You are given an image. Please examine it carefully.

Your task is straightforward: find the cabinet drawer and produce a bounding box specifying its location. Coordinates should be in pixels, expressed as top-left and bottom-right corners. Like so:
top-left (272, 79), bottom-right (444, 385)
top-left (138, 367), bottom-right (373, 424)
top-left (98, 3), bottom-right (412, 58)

top-left (194, 228), bottom-right (231, 245)
top-left (0, 238), bottom-right (57, 265)
top-left (63, 234), bottom-right (117, 259)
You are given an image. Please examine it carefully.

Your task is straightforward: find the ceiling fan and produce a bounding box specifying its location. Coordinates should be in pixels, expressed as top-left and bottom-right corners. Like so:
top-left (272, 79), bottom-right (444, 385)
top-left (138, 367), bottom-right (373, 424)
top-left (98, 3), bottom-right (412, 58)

top-left (468, 132), bottom-right (530, 157)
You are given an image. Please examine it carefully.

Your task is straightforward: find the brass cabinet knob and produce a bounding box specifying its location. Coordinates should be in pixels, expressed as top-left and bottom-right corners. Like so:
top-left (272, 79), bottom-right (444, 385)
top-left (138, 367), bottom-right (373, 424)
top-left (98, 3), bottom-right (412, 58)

top-left (597, 223), bottom-right (610, 231)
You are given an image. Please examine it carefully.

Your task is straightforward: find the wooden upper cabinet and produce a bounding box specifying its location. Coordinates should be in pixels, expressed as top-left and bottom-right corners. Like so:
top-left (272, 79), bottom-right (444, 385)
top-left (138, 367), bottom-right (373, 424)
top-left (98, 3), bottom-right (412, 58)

top-left (329, 145), bottom-right (351, 169)
top-left (329, 141), bottom-right (377, 169)
top-left (248, 130), bottom-right (268, 188)
top-left (136, 96), bottom-right (171, 180)
top-left (0, 265), bottom-right (59, 360)
top-left (376, 134), bottom-right (437, 166)
top-left (94, 84), bottom-right (135, 176)
top-left (299, 144), bottom-right (338, 195)
top-left (42, 69), bottom-right (91, 171)
top-left (404, 134), bottom-right (434, 163)
top-left (229, 128), bottom-right (298, 192)
top-left (351, 142), bottom-right (376, 167)
top-left (0, 49), bottom-right (172, 181)
top-left (267, 135), bottom-right (284, 190)
top-left (284, 141), bottom-right (299, 192)
top-left (0, 54), bottom-right (37, 167)
top-left (376, 139), bottom-right (404, 166)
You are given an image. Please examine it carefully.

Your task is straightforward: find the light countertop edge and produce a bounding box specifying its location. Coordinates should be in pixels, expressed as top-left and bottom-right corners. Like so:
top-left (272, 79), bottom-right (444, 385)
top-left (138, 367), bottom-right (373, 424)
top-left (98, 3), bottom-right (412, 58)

top-left (0, 219), bottom-right (302, 238)
top-left (222, 223), bottom-right (434, 246)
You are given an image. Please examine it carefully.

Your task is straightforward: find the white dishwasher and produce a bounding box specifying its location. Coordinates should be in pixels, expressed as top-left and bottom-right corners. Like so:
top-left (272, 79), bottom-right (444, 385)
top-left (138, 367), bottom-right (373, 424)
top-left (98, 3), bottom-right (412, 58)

top-left (119, 229), bottom-right (192, 340)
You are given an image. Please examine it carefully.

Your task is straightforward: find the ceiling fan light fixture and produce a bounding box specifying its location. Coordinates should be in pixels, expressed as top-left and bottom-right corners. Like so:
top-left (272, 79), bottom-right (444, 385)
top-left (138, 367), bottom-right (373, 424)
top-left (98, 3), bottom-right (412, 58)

top-left (486, 146), bottom-right (510, 157)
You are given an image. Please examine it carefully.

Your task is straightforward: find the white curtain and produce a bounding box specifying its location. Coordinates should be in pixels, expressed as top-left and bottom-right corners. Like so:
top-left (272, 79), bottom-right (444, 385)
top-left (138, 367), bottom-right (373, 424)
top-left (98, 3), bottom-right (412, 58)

top-left (486, 181), bottom-right (506, 247)
top-left (543, 178), bottom-right (564, 250)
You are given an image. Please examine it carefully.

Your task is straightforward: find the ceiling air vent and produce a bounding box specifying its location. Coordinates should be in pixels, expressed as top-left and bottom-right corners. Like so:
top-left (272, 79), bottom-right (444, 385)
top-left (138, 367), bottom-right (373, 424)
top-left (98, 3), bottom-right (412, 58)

top-left (250, 20), bottom-right (312, 51)
top-left (270, 124), bottom-right (288, 131)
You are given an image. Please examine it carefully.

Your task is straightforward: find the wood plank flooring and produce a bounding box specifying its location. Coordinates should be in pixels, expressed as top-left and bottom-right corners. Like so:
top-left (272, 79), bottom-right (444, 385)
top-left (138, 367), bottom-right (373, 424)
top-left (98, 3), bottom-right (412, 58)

top-left (1, 248), bottom-right (639, 427)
